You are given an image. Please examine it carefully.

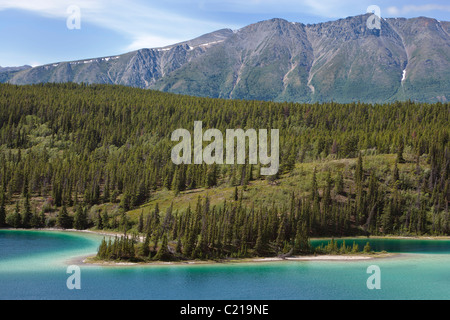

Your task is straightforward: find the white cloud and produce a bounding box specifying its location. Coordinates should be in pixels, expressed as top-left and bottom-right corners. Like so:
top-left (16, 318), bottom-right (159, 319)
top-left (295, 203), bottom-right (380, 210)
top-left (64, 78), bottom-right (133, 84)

top-left (11, 0), bottom-right (447, 52)
top-left (193, 0), bottom-right (365, 18)
top-left (125, 35), bottom-right (183, 51)
top-left (28, 61), bottom-right (41, 67)
top-left (0, 0), bottom-right (234, 50)
top-left (0, 0), bottom-right (102, 17)
top-left (386, 6), bottom-right (400, 16)
top-left (386, 4), bottom-right (450, 16)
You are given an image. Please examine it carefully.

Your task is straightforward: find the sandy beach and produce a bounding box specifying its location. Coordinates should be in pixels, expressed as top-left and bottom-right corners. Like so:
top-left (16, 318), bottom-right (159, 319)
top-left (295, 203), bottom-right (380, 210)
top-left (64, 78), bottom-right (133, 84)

top-left (79, 251), bottom-right (398, 267)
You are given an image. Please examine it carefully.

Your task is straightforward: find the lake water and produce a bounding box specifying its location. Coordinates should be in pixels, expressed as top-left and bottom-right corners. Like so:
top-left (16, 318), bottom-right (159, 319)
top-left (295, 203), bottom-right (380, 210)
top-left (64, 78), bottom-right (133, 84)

top-left (0, 230), bottom-right (449, 300)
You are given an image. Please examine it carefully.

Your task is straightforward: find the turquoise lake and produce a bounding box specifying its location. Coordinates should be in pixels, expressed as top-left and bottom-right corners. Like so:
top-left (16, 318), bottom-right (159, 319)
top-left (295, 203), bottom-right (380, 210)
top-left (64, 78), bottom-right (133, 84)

top-left (0, 230), bottom-right (449, 300)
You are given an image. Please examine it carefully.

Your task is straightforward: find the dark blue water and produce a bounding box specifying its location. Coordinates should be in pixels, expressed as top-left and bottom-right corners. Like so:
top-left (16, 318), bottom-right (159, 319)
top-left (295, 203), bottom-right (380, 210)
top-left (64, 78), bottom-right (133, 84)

top-left (1, 230), bottom-right (449, 300)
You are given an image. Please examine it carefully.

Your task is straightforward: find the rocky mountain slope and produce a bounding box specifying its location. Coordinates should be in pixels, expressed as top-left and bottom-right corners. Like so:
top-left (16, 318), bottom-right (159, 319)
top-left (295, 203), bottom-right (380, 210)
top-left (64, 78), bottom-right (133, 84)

top-left (3, 14), bottom-right (449, 103)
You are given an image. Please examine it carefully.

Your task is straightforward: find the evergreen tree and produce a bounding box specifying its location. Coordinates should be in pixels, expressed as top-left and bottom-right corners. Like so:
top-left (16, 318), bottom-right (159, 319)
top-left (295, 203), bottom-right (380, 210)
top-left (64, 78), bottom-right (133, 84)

top-left (393, 160), bottom-right (400, 186)
top-left (140, 233), bottom-right (151, 258)
top-left (22, 194), bottom-right (32, 228)
top-left (311, 168), bottom-right (318, 201)
top-left (97, 238), bottom-right (108, 259)
top-left (363, 242), bottom-right (372, 253)
top-left (30, 208), bottom-right (41, 228)
top-left (120, 192), bottom-right (131, 211)
top-left (137, 211), bottom-right (144, 233)
top-left (39, 210), bottom-right (46, 228)
top-left (171, 167), bottom-right (181, 195)
top-left (57, 205), bottom-right (72, 229)
top-left (153, 233), bottom-right (171, 261)
top-left (335, 171), bottom-right (344, 195)
top-left (206, 164), bottom-right (218, 188)
top-left (101, 208), bottom-right (109, 230)
top-left (0, 190), bottom-right (6, 227)
top-left (397, 140), bottom-right (405, 164)
top-left (254, 220), bottom-right (268, 256)
top-left (351, 241), bottom-right (360, 253)
top-left (96, 210), bottom-right (103, 230)
top-left (355, 152), bottom-right (364, 185)
top-left (74, 205), bottom-right (87, 230)
top-left (7, 202), bottom-right (22, 228)
top-left (293, 222), bottom-right (310, 255)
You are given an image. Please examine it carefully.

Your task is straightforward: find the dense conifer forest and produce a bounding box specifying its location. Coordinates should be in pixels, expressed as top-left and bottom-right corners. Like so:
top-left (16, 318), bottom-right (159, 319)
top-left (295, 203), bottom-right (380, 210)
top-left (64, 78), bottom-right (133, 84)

top-left (0, 83), bottom-right (448, 261)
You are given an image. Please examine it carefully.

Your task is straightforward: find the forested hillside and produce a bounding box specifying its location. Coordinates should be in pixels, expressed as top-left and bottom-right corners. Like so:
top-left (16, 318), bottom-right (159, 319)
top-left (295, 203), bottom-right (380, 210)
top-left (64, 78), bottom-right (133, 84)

top-left (0, 83), bottom-right (448, 260)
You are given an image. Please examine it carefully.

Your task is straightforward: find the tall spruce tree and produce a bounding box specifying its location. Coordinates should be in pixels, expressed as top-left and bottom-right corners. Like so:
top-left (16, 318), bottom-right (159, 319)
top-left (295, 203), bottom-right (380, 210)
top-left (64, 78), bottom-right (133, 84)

top-left (0, 189), bottom-right (6, 227)
top-left (57, 205), bottom-right (72, 229)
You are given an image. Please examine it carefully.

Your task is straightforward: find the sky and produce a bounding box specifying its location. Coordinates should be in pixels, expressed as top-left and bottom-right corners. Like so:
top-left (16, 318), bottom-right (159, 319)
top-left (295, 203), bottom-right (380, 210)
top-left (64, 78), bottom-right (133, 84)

top-left (0, 0), bottom-right (449, 67)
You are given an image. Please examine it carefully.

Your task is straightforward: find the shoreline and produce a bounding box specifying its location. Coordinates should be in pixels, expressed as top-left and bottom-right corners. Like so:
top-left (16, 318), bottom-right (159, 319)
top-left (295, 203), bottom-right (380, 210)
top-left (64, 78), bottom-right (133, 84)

top-left (79, 251), bottom-right (399, 267)
top-left (2, 228), bottom-right (446, 267)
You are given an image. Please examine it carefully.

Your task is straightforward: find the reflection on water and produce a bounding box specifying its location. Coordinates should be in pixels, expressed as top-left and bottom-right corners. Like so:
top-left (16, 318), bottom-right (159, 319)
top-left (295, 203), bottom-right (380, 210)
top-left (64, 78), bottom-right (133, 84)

top-left (311, 238), bottom-right (450, 254)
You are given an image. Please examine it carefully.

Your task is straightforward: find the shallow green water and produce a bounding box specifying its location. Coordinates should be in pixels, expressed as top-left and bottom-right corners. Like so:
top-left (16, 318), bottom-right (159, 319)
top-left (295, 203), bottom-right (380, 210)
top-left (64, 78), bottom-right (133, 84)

top-left (0, 230), bottom-right (449, 300)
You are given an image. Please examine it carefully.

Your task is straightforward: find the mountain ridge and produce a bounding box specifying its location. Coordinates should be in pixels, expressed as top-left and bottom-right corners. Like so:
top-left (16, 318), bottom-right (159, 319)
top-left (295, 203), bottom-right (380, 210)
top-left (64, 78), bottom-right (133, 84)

top-left (2, 14), bottom-right (449, 103)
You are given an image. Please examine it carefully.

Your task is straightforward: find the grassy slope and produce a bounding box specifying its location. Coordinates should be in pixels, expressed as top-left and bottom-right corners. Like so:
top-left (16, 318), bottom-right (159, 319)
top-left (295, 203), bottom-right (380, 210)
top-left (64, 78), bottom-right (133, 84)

top-left (124, 153), bottom-right (413, 224)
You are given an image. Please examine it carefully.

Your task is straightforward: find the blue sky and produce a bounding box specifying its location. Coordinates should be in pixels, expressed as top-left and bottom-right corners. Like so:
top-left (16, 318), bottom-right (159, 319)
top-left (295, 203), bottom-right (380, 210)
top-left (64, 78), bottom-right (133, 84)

top-left (1, 0), bottom-right (449, 67)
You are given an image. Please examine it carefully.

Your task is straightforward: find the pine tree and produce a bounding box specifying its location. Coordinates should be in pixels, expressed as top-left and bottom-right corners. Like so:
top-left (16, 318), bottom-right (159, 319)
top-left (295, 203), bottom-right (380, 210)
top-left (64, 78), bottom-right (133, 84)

top-left (0, 189), bottom-right (6, 227)
top-left (120, 212), bottom-right (129, 234)
top-left (206, 164), bottom-right (218, 188)
top-left (30, 208), bottom-right (41, 228)
top-left (393, 159), bottom-right (400, 186)
top-left (336, 171), bottom-right (344, 195)
top-left (397, 139), bottom-right (405, 164)
top-left (323, 171), bottom-right (332, 208)
top-left (351, 241), bottom-right (360, 253)
top-left (101, 208), bottom-right (109, 230)
top-left (103, 177), bottom-right (110, 204)
top-left (153, 233), bottom-right (171, 261)
top-left (137, 211), bottom-right (144, 233)
top-left (233, 186), bottom-right (238, 201)
top-left (254, 220), bottom-right (268, 256)
top-left (8, 202), bottom-right (22, 228)
top-left (311, 167), bottom-right (318, 201)
top-left (74, 205), bottom-right (87, 230)
top-left (355, 152), bottom-right (364, 185)
top-left (176, 237), bottom-right (182, 254)
top-left (276, 215), bottom-right (287, 251)
top-left (171, 167), bottom-right (181, 196)
top-left (97, 238), bottom-right (108, 259)
top-left (293, 222), bottom-right (310, 255)
top-left (39, 210), bottom-right (46, 228)
top-left (96, 210), bottom-right (103, 230)
top-left (120, 192), bottom-right (131, 211)
top-left (57, 205), bottom-right (72, 229)
top-left (22, 194), bottom-right (32, 228)
top-left (363, 242), bottom-right (372, 253)
top-left (139, 233), bottom-right (151, 258)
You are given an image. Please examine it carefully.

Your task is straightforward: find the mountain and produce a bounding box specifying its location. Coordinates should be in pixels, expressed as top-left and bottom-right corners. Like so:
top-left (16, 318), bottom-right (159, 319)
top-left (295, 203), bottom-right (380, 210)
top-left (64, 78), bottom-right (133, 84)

top-left (4, 14), bottom-right (450, 103)
top-left (0, 65), bottom-right (31, 83)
